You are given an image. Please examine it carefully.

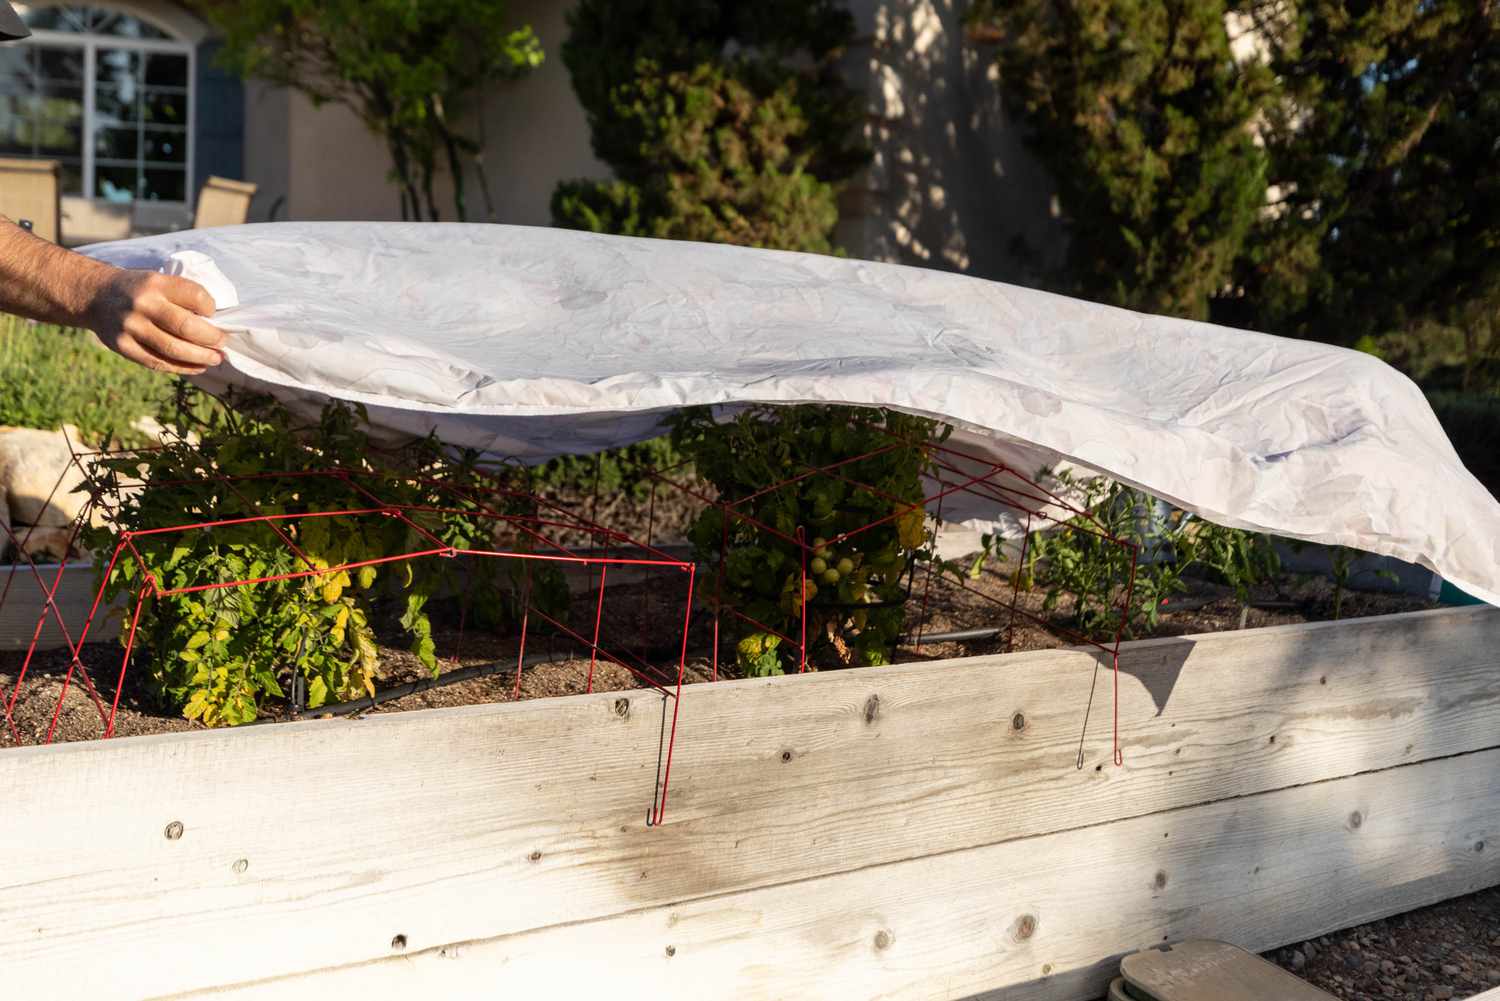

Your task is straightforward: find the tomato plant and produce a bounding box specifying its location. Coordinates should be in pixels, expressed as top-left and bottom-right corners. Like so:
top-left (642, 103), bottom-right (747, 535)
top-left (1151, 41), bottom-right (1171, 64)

top-left (1014, 468), bottom-right (1281, 638)
top-left (81, 387), bottom-right (559, 726)
top-left (669, 405), bottom-right (940, 674)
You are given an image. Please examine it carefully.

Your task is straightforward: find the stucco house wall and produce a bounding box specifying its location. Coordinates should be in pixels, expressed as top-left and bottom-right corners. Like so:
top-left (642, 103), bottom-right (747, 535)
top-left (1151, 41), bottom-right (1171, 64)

top-left (16, 0), bottom-right (1061, 285)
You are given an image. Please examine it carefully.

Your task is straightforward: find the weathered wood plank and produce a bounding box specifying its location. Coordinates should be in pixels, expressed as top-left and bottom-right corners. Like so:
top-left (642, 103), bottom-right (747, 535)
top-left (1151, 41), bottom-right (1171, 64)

top-left (1, 606), bottom-right (1497, 997)
top-left (0, 562), bottom-right (119, 650)
top-left (187, 747), bottom-right (1500, 1001)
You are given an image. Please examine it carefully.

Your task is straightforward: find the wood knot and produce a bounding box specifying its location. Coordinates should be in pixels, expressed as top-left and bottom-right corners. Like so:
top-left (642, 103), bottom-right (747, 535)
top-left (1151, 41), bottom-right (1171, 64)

top-left (1011, 712), bottom-right (1026, 732)
top-left (528, 850), bottom-right (542, 863)
top-left (1477, 840), bottom-right (1487, 853)
top-left (163, 821), bottom-right (184, 841)
top-left (864, 694), bottom-right (880, 724)
top-left (232, 858), bottom-right (249, 875)
top-left (781, 750), bottom-right (793, 763)
top-left (1014, 914), bottom-right (1037, 941)
top-left (613, 698), bottom-right (630, 718)
top-left (390, 934), bottom-right (407, 952)
top-left (1153, 870), bottom-right (1168, 890)
top-left (664, 945), bottom-right (676, 958)
top-left (874, 929), bottom-right (894, 951)
top-left (1348, 810), bottom-right (1363, 830)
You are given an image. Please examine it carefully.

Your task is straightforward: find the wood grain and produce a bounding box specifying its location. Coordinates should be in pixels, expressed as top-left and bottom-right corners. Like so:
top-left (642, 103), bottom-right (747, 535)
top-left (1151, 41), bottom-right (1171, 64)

top-left (0, 606), bottom-right (1495, 996)
top-left (186, 747), bottom-right (1500, 1001)
top-left (0, 562), bottom-right (119, 650)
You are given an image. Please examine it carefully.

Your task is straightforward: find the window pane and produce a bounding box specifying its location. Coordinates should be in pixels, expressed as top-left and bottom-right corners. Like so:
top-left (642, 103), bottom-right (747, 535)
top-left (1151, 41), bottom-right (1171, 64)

top-left (100, 13), bottom-right (171, 40)
top-left (36, 82), bottom-right (82, 120)
top-left (93, 124), bottom-right (136, 160)
top-left (141, 167), bottom-right (184, 202)
top-left (143, 89), bottom-right (186, 126)
top-left (31, 115), bottom-right (81, 157)
top-left (94, 47), bottom-right (140, 95)
top-left (18, 6), bottom-right (75, 32)
top-left (145, 53), bottom-right (187, 89)
top-left (95, 83), bottom-right (139, 125)
top-left (142, 128), bottom-right (185, 163)
top-left (0, 94), bottom-right (32, 155)
top-left (35, 46), bottom-right (84, 84)
top-left (95, 162), bottom-right (138, 202)
top-left (0, 46), bottom-right (32, 90)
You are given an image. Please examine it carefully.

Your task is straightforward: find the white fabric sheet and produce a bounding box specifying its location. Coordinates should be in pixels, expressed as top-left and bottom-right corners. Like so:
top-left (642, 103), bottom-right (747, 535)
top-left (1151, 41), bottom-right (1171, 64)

top-left (84, 222), bottom-right (1500, 606)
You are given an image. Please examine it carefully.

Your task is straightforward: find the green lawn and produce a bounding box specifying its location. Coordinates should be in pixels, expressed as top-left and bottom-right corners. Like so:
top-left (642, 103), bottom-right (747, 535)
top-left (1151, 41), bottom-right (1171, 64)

top-left (0, 313), bottom-right (179, 446)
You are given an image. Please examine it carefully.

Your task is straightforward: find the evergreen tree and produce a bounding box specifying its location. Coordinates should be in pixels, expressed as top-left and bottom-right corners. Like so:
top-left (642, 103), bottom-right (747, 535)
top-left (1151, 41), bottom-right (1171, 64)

top-left (970, 0), bottom-right (1274, 320)
top-left (972, 0), bottom-right (1500, 376)
top-left (552, 0), bottom-right (866, 253)
top-left (1236, 0), bottom-right (1500, 361)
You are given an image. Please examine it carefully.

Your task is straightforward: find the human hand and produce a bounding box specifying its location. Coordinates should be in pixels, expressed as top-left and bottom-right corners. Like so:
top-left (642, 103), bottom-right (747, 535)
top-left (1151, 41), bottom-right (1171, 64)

top-left (84, 269), bottom-right (227, 375)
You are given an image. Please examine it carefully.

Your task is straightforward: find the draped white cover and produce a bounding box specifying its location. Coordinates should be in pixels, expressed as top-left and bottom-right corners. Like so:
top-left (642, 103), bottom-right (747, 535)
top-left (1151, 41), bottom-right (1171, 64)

top-left (85, 222), bottom-right (1500, 606)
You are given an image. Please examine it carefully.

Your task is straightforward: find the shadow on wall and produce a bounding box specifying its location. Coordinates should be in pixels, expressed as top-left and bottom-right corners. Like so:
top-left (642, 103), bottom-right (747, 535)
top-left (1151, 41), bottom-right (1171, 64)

top-left (839, 0), bottom-right (1068, 286)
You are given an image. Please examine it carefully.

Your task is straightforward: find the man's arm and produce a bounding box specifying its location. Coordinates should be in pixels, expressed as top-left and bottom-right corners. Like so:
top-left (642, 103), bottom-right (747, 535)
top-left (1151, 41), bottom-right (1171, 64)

top-left (0, 217), bottom-right (225, 375)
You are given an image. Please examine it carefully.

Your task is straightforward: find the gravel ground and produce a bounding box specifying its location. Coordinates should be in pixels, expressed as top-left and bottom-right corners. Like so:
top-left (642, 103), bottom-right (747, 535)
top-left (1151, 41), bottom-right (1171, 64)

top-left (1266, 886), bottom-right (1500, 999)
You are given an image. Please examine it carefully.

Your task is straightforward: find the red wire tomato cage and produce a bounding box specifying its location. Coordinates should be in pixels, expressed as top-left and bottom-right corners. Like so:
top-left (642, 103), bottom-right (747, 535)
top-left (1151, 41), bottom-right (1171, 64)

top-left (0, 418), bottom-right (1140, 824)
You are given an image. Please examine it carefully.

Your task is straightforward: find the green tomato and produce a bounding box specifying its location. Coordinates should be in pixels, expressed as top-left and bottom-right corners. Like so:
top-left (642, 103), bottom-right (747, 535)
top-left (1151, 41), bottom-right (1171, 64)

top-left (822, 568), bottom-right (841, 585)
top-left (836, 557), bottom-right (855, 577)
top-left (811, 537), bottom-right (828, 550)
top-left (810, 556), bottom-right (828, 575)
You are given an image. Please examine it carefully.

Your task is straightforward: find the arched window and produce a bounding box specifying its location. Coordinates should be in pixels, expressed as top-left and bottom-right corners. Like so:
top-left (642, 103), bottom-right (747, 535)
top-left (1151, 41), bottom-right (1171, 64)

top-left (0, 4), bottom-right (193, 204)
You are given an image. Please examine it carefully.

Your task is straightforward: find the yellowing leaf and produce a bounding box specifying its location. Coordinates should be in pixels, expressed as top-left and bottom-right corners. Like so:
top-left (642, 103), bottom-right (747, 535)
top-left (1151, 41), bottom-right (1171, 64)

top-left (186, 630), bottom-right (211, 650)
top-left (357, 565), bottom-right (377, 589)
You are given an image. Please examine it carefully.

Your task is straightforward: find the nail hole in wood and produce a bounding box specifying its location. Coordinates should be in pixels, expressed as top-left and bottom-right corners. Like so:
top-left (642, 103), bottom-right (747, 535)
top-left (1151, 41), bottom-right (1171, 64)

top-left (1477, 840), bottom-right (1487, 853)
top-left (781, 750), bottom-right (793, 763)
top-left (1349, 810), bottom-right (1363, 829)
top-left (1011, 712), bottom-right (1026, 731)
top-left (529, 850), bottom-right (542, 863)
top-left (1154, 870), bottom-right (1168, 890)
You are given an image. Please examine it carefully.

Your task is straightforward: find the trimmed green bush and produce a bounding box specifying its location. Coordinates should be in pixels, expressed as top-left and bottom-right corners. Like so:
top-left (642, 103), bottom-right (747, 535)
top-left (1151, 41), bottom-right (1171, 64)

top-left (553, 0), bottom-right (866, 253)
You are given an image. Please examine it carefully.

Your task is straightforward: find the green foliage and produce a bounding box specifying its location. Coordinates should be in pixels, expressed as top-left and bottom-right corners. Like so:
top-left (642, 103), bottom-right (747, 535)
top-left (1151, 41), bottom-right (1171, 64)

top-left (1426, 391), bottom-right (1500, 499)
top-left (1236, 1), bottom-right (1500, 354)
top-left (1020, 470), bottom-right (1280, 638)
top-left (203, 0), bottom-right (542, 221)
top-left (533, 435), bottom-right (681, 502)
top-left (81, 389), bottom-right (552, 726)
top-left (668, 405), bottom-right (938, 673)
top-left (0, 315), bottom-right (183, 444)
top-left (553, 0), bottom-right (866, 253)
top-left (970, 0), bottom-right (1272, 319)
top-left (971, 0), bottom-right (1500, 361)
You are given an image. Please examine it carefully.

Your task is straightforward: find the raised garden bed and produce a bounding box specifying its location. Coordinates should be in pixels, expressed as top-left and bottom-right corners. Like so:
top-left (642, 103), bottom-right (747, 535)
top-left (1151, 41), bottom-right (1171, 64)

top-left (2, 604), bottom-right (1497, 999)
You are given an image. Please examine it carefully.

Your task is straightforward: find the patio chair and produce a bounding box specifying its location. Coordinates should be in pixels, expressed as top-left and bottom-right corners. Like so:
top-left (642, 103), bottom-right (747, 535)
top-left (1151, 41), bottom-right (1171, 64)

top-left (0, 158), bottom-right (62, 243)
top-left (193, 176), bottom-right (257, 229)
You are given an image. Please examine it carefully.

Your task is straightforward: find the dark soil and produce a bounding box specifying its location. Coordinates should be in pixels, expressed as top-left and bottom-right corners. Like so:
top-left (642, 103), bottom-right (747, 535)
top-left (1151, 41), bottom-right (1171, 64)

top-left (0, 557), bottom-right (1434, 748)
